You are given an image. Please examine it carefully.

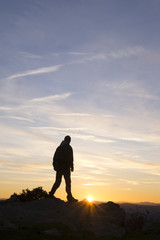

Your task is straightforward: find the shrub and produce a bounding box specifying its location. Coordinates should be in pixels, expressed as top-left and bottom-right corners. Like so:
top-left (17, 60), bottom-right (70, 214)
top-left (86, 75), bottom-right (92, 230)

top-left (16, 187), bottom-right (48, 202)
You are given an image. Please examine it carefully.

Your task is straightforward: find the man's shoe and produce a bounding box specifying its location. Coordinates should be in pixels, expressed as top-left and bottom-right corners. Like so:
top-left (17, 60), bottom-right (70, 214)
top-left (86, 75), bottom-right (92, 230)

top-left (48, 192), bottom-right (57, 200)
top-left (67, 195), bottom-right (78, 202)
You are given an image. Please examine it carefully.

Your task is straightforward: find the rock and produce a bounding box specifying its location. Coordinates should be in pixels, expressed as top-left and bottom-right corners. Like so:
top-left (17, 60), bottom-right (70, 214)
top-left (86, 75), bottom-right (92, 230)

top-left (126, 212), bottom-right (146, 233)
top-left (44, 228), bottom-right (61, 236)
top-left (3, 220), bottom-right (18, 230)
top-left (99, 201), bottom-right (126, 226)
top-left (0, 198), bottom-right (126, 238)
top-left (81, 221), bottom-right (125, 238)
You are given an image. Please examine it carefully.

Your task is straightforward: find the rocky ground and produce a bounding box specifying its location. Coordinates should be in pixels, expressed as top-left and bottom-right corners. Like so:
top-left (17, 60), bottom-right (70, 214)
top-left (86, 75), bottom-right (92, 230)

top-left (0, 197), bottom-right (160, 240)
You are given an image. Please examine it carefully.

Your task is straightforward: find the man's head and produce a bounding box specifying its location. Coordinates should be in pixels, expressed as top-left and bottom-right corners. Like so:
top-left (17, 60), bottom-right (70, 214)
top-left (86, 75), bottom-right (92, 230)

top-left (64, 135), bottom-right (71, 144)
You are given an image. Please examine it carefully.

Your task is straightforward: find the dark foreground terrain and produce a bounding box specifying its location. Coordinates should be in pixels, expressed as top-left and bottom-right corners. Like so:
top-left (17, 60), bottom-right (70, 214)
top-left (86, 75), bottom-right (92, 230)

top-left (0, 197), bottom-right (160, 240)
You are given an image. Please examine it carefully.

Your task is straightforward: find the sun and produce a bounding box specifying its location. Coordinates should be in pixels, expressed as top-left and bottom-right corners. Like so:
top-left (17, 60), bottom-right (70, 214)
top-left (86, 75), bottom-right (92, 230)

top-left (87, 196), bottom-right (93, 203)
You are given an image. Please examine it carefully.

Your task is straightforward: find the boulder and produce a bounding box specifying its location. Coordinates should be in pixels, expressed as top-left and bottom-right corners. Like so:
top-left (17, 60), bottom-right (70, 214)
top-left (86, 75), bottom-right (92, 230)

top-left (99, 201), bottom-right (126, 226)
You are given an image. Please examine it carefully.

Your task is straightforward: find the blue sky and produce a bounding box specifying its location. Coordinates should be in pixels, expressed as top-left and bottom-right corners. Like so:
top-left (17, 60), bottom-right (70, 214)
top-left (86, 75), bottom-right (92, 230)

top-left (0, 0), bottom-right (160, 202)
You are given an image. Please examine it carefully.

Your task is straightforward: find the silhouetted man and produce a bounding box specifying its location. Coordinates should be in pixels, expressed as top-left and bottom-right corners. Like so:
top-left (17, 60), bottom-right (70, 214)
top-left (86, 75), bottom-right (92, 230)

top-left (49, 135), bottom-right (78, 202)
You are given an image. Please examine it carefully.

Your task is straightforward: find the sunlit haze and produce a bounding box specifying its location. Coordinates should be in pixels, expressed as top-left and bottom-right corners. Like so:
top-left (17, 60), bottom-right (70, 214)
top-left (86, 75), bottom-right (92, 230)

top-left (87, 196), bottom-right (93, 203)
top-left (0, 0), bottom-right (160, 203)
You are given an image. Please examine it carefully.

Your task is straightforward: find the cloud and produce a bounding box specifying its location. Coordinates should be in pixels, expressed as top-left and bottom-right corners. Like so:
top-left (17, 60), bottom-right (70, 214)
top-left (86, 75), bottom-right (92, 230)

top-left (58, 113), bottom-right (91, 116)
top-left (30, 127), bottom-right (88, 133)
top-left (120, 188), bottom-right (132, 191)
top-left (20, 51), bottom-right (42, 59)
top-left (98, 78), bottom-right (160, 104)
top-left (0, 107), bottom-right (12, 111)
top-left (83, 182), bottom-right (110, 186)
top-left (114, 81), bottom-right (160, 100)
top-left (74, 133), bottom-right (115, 143)
top-left (108, 46), bottom-right (145, 59)
top-left (118, 179), bottom-right (139, 185)
top-left (0, 115), bottom-right (35, 123)
top-left (117, 157), bottom-right (160, 177)
top-left (85, 54), bottom-right (106, 61)
top-left (4, 45), bottom-right (145, 83)
top-left (79, 152), bottom-right (160, 178)
top-left (29, 92), bottom-right (71, 103)
top-left (0, 160), bottom-right (50, 170)
top-left (7, 64), bottom-right (62, 80)
top-left (68, 52), bottom-right (88, 56)
top-left (65, 46), bottom-right (145, 66)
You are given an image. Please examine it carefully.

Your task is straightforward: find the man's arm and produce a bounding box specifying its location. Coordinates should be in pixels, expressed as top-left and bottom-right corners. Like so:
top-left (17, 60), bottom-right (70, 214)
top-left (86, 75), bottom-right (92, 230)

top-left (70, 146), bottom-right (74, 171)
top-left (53, 147), bottom-right (59, 171)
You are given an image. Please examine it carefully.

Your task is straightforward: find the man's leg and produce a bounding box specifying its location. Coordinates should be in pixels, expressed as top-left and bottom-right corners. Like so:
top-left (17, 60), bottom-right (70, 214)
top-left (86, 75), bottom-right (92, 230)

top-left (64, 170), bottom-right (78, 202)
top-left (64, 169), bottom-right (72, 197)
top-left (49, 171), bottom-right (62, 196)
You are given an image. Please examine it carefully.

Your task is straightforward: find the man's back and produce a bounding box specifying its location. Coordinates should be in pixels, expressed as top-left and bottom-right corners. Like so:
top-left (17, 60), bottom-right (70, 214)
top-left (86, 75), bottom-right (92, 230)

top-left (53, 140), bottom-right (73, 171)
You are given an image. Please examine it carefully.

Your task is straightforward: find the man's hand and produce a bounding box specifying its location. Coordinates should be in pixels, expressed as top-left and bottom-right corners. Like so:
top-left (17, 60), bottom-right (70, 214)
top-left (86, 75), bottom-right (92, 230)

top-left (71, 166), bottom-right (74, 172)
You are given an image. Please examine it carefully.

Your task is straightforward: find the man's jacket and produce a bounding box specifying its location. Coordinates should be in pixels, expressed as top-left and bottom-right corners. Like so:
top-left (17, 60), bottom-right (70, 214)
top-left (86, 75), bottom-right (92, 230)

top-left (53, 141), bottom-right (74, 171)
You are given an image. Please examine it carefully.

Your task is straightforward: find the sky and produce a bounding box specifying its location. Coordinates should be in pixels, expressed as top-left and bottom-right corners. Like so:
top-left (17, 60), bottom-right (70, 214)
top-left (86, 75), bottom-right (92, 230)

top-left (0, 0), bottom-right (160, 203)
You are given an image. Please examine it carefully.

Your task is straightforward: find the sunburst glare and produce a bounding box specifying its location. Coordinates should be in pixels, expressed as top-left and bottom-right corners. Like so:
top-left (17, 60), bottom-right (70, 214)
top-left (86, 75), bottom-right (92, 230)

top-left (87, 196), bottom-right (93, 203)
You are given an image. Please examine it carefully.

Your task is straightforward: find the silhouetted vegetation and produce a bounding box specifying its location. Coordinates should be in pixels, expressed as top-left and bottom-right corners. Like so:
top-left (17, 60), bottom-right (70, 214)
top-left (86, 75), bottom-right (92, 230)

top-left (12, 187), bottom-right (48, 202)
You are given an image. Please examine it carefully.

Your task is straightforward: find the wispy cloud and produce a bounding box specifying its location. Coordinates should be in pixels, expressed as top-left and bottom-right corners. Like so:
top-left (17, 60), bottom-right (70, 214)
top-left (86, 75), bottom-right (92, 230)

top-left (116, 157), bottom-right (160, 177)
top-left (66, 46), bottom-right (145, 65)
top-left (80, 152), bottom-right (160, 178)
top-left (0, 160), bottom-right (50, 170)
top-left (114, 81), bottom-right (160, 100)
top-left (85, 54), bottom-right (106, 61)
top-left (0, 115), bottom-right (34, 123)
top-left (7, 64), bottom-right (62, 80)
top-left (68, 52), bottom-right (88, 56)
top-left (99, 79), bottom-right (160, 101)
top-left (58, 113), bottom-right (91, 116)
top-left (20, 51), bottom-right (42, 59)
top-left (29, 92), bottom-right (71, 103)
top-left (118, 179), bottom-right (139, 185)
top-left (0, 106), bottom-right (12, 111)
top-left (6, 46), bottom-right (144, 83)
top-left (30, 127), bottom-right (88, 132)
top-left (108, 46), bottom-right (145, 59)
top-left (83, 182), bottom-right (110, 186)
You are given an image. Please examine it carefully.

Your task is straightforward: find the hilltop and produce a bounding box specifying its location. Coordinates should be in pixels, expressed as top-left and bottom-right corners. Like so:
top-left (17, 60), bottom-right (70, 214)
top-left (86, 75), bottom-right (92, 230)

top-left (0, 195), bottom-right (160, 240)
